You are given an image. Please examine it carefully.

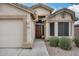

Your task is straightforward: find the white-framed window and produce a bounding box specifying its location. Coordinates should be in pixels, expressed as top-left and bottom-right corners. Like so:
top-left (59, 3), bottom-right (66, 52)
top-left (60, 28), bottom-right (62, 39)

top-left (58, 22), bottom-right (69, 36)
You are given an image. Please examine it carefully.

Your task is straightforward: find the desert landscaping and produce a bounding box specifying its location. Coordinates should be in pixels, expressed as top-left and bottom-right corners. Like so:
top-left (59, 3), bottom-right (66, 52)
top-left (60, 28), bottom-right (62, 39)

top-left (45, 37), bottom-right (79, 56)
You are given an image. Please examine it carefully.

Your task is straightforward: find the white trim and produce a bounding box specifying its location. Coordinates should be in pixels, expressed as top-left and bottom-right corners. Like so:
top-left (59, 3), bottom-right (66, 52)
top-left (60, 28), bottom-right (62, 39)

top-left (72, 22), bottom-right (74, 37)
top-left (69, 22), bottom-right (71, 36)
top-left (55, 22), bottom-right (58, 36)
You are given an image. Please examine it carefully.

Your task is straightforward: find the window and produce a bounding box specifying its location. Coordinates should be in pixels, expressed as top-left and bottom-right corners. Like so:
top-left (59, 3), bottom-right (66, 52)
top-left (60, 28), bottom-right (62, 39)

top-left (38, 16), bottom-right (45, 20)
top-left (58, 22), bottom-right (69, 36)
top-left (50, 23), bottom-right (54, 36)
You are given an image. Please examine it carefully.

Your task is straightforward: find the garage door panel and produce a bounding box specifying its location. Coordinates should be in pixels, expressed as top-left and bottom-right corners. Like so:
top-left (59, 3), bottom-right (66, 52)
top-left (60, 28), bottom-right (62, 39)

top-left (0, 20), bottom-right (23, 47)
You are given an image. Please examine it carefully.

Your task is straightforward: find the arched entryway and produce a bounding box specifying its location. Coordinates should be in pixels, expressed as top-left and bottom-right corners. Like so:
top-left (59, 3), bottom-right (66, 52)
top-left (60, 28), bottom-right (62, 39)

top-left (35, 20), bottom-right (45, 39)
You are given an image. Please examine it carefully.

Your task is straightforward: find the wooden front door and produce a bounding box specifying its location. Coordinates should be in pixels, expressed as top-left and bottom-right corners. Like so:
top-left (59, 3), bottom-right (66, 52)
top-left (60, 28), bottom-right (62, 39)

top-left (35, 24), bottom-right (41, 38)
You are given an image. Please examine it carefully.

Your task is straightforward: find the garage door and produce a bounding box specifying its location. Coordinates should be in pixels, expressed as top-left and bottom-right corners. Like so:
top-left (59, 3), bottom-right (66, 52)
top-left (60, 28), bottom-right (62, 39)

top-left (0, 19), bottom-right (23, 47)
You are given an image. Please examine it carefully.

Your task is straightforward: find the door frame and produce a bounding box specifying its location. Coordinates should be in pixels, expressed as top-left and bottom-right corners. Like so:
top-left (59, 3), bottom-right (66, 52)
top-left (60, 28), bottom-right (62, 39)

top-left (35, 22), bottom-right (45, 39)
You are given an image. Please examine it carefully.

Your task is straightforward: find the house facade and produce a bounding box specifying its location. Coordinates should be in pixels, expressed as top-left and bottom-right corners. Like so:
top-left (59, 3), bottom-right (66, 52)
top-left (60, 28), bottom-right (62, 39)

top-left (0, 3), bottom-right (75, 48)
top-left (45, 8), bottom-right (75, 40)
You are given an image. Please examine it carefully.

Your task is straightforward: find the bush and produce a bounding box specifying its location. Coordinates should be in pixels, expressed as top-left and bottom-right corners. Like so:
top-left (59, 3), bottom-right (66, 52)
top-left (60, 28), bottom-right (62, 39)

top-left (74, 37), bottom-right (79, 47)
top-left (59, 37), bottom-right (72, 50)
top-left (49, 37), bottom-right (59, 47)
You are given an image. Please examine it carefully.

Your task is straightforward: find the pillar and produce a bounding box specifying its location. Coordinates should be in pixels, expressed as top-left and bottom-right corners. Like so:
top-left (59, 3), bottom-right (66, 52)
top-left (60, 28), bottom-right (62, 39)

top-left (45, 22), bottom-right (50, 40)
top-left (55, 22), bottom-right (58, 37)
top-left (69, 22), bottom-right (72, 36)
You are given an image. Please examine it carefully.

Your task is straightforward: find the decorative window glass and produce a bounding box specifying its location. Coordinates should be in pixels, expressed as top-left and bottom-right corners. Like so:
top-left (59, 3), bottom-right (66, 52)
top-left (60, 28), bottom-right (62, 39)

top-left (38, 16), bottom-right (45, 20)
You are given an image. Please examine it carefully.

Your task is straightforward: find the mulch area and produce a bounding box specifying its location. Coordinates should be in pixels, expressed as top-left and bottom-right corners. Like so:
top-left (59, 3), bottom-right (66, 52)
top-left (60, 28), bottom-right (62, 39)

top-left (45, 41), bottom-right (79, 56)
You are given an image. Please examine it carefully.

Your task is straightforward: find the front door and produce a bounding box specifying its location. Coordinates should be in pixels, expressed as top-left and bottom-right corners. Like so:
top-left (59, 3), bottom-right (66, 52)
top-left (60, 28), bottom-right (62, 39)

top-left (35, 24), bottom-right (41, 38)
top-left (35, 21), bottom-right (44, 39)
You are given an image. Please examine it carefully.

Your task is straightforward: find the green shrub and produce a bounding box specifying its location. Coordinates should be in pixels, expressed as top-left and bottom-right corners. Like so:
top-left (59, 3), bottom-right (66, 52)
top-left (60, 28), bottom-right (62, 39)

top-left (74, 37), bottom-right (79, 47)
top-left (59, 37), bottom-right (72, 50)
top-left (49, 37), bottom-right (59, 47)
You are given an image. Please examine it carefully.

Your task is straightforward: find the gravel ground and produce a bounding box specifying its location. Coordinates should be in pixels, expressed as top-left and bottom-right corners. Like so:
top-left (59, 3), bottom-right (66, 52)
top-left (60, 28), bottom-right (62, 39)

top-left (45, 41), bottom-right (79, 56)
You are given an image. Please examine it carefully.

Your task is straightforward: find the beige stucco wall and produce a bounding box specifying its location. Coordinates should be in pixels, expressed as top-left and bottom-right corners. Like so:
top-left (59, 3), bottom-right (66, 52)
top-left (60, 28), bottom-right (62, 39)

top-left (47, 13), bottom-right (73, 22)
top-left (0, 4), bottom-right (27, 15)
top-left (45, 13), bottom-right (74, 40)
top-left (33, 7), bottom-right (51, 16)
top-left (0, 3), bottom-right (35, 48)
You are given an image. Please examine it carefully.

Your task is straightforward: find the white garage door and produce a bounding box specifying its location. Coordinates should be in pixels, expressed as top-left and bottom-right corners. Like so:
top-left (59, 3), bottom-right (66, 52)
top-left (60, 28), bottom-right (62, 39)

top-left (0, 19), bottom-right (23, 47)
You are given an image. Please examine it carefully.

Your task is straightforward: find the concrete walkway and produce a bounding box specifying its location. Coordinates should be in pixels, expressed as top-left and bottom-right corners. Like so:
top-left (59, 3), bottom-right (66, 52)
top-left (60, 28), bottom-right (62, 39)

top-left (0, 39), bottom-right (49, 56)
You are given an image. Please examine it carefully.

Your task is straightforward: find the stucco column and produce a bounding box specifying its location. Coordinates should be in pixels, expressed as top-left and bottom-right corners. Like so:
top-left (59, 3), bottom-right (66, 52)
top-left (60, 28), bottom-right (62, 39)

top-left (22, 14), bottom-right (33, 48)
top-left (69, 22), bottom-right (72, 36)
top-left (55, 22), bottom-right (58, 37)
top-left (45, 22), bottom-right (50, 40)
top-left (72, 22), bottom-right (74, 37)
top-left (22, 16), bottom-right (28, 48)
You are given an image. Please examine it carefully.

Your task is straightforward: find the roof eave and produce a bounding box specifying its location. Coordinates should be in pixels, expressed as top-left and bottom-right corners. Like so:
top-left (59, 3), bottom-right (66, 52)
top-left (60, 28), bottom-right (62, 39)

top-left (46, 8), bottom-right (76, 21)
top-left (9, 3), bottom-right (36, 19)
top-left (31, 3), bottom-right (54, 13)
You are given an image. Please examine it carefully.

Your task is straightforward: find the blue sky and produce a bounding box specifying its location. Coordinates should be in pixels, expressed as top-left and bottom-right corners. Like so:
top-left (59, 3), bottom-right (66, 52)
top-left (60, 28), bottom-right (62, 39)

top-left (23, 3), bottom-right (73, 10)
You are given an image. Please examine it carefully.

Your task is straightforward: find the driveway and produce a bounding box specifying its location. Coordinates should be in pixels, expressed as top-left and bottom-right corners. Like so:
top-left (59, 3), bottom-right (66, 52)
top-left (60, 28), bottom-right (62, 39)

top-left (0, 39), bottom-right (49, 56)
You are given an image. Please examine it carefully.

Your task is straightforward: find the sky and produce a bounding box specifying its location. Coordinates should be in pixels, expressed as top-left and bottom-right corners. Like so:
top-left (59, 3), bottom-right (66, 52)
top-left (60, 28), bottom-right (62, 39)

top-left (23, 3), bottom-right (73, 10)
